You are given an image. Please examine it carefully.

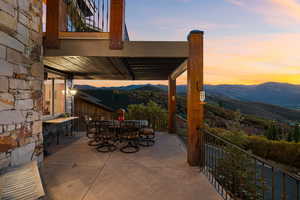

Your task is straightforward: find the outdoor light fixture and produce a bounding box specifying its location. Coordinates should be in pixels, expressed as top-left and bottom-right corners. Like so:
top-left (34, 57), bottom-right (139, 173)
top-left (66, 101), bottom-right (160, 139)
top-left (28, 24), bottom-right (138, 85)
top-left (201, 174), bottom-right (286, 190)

top-left (196, 80), bottom-right (205, 103)
top-left (69, 88), bottom-right (77, 96)
top-left (200, 91), bottom-right (206, 102)
top-left (172, 95), bottom-right (175, 101)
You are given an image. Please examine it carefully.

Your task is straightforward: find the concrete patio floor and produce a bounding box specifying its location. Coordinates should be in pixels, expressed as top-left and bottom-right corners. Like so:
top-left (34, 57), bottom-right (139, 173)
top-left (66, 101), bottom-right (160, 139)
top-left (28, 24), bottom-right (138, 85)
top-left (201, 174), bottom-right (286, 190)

top-left (40, 132), bottom-right (221, 200)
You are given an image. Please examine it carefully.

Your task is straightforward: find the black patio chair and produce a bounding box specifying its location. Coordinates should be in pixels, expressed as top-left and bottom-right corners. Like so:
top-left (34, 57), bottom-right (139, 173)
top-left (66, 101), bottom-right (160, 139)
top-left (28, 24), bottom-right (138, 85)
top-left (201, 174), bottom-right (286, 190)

top-left (85, 118), bottom-right (103, 147)
top-left (119, 121), bottom-right (140, 153)
top-left (139, 120), bottom-right (155, 147)
top-left (96, 121), bottom-right (118, 153)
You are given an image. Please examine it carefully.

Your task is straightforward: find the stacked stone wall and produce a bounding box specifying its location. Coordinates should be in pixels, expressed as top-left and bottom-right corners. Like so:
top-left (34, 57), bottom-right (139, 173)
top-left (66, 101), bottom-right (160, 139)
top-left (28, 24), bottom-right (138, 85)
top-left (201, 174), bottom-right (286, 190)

top-left (0, 0), bottom-right (43, 169)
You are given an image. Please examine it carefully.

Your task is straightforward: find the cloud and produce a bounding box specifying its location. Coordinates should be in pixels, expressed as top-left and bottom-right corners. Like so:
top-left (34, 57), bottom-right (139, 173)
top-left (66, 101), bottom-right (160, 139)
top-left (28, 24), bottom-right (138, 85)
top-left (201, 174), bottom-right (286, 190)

top-left (224, 0), bottom-right (244, 6)
top-left (225, 0), bottom-right (300, 27)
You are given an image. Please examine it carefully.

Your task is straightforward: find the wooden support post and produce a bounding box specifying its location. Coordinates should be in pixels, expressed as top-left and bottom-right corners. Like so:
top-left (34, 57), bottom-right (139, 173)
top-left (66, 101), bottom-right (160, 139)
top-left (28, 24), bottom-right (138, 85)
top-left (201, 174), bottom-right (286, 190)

top-left (187, 30), bottom-right (204, 166)
top-left (168, 77), bottom-right (176, 133)
top-left (110, 0), bottom-right (125, 50)
top-left (45, 0), bottom-right (67, 48)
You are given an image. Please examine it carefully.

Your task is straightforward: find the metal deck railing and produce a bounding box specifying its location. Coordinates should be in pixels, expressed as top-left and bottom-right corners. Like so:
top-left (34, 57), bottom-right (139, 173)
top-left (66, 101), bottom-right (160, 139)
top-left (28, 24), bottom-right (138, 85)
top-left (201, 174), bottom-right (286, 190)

top-left (65, 0), bottom-right (110, 32)
top-left (202, 132), bottom-right (300, 200)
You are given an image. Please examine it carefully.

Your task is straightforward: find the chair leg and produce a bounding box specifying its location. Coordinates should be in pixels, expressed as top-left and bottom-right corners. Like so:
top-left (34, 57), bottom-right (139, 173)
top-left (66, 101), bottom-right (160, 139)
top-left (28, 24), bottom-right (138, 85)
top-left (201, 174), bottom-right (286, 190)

top-left (139, 135), bottom-right (155, 147)
top-left (88, 135), bottom-right (102, 146)
top-left (96, 140), bottom-right (117, 153)
top-left (120, 140), bottom-right (139, 153)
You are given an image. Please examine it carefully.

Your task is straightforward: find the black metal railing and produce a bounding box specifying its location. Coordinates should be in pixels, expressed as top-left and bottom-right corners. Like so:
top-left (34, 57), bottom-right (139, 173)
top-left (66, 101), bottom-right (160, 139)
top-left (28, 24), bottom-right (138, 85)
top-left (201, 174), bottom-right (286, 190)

top-left (71, 111), bottom-right (168, 133)
top-left (65, 0), bottom-right (110, 32)
top-left (202, 131), bottom-right (300, 200)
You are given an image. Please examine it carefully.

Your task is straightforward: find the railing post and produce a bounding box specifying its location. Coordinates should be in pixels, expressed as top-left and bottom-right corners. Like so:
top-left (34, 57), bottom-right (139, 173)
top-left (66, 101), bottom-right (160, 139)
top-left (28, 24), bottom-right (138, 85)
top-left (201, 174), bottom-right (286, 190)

top-left (110, 0), bottom-right (125, 49)
top-left (168, 77), bottom-right (176, 133)
top-left (187, 30), bottom-right (204, 166)
top-left (45, 0), bottom-right (67, 48)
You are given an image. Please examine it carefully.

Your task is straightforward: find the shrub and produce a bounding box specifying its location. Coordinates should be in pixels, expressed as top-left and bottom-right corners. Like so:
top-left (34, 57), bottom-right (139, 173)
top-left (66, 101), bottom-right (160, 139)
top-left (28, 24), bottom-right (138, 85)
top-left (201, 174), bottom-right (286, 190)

top-left (209, 128), bottom-right (300, 169)
top-left (126, 101), bottom-right (168, 130)
top-left (247, 136), bottom-right (300, 169)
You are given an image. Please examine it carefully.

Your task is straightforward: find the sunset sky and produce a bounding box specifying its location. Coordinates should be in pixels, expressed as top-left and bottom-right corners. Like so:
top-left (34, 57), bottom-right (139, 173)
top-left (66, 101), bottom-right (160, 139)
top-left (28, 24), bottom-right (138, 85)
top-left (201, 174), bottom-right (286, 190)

top-left (76, 0), bottom-right (300, 87)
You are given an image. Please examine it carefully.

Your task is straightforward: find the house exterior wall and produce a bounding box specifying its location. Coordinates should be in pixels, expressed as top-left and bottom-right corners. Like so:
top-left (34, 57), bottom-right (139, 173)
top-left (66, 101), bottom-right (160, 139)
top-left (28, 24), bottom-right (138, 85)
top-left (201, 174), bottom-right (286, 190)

top-left (0, 0), bottom-right (43, 169)
top-left (74, 97), bottom-right (113, 120)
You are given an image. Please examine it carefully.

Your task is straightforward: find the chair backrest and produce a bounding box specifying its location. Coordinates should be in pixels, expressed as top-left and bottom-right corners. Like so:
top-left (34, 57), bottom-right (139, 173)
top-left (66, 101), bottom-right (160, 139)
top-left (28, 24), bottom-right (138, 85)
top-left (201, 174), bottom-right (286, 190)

top-left (97, 121), bottom-right (117, 137)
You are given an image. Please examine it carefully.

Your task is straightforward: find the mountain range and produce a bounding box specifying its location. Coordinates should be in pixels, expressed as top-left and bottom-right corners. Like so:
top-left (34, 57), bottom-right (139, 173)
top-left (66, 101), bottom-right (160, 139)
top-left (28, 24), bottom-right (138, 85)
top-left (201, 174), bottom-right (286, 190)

top-left (76, 82), bottom-right (300, 110)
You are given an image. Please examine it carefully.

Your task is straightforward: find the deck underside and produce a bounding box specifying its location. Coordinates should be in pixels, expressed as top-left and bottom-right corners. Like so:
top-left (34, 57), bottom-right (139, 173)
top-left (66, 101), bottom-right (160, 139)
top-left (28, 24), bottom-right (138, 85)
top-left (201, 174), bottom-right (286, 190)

top-left (44, 40), bottom-right (188, 80)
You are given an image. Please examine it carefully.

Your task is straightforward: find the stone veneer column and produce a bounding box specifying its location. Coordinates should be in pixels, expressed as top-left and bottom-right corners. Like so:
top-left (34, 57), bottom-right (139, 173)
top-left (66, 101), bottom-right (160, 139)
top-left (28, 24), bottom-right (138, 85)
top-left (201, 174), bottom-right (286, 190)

top-left (0, 0), bottom-right (44, 168)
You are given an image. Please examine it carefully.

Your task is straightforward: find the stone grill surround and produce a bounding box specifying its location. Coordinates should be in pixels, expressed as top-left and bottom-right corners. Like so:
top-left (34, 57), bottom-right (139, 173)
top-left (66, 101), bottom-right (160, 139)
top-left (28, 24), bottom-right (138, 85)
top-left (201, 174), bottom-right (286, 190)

top-left (0, 0), bottom-right (44, 169)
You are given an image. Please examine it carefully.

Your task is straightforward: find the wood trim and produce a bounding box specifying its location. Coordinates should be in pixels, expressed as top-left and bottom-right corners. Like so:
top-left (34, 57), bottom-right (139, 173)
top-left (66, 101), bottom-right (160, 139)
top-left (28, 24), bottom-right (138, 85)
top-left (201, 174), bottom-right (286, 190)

top-left (44, 40), bottom-right (189, 58)
top-left (58, 32), bottom-right (110, 39)
top-left (168, 77), bottom-right (176, 133)
top-left (109, 0), bottom-right (125, 50)
top-left (187, 31), bottom-right (204, 166)
top-left (170, 59), bottom-right (187, 80)
top-left (59, 0), bottom-right (67, 32)
top-left (45, 0), bottom-right (60, 48)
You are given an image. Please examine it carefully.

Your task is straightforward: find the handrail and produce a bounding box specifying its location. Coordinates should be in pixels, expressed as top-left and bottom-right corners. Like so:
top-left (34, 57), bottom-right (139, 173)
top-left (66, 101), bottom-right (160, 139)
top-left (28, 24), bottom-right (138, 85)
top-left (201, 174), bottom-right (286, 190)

top-left (45, 0), bottom-right (127, 49)
top-left (203, 131), bottom-right (300, 199)
top-left (205, 131), bottom-right (300, 181)
top-left (176, 114), bottom-right (187, 123)
top-left (65, 0), bottom-right (109, 32)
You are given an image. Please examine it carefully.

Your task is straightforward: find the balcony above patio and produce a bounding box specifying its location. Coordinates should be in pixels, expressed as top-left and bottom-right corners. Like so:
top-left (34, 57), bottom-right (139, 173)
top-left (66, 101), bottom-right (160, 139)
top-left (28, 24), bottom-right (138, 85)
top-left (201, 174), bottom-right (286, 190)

top-left (44, 39), bottom-right (188, 80)
top-left (43, 0), bottom-right (188, 80)
top-left (40, 132), bottom-right (221, 200)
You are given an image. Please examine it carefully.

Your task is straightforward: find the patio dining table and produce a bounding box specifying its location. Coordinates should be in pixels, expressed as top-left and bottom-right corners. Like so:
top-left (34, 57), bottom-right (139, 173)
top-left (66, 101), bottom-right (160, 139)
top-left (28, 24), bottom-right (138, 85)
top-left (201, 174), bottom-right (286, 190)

top-left (88, 120), bottom-right (152, 153)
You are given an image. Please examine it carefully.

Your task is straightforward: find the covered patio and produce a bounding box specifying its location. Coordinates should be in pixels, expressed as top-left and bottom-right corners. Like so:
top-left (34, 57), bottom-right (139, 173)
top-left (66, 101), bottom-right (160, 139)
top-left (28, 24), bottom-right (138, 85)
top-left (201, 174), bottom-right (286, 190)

top-left (41, 132), bottom-right (221, 200)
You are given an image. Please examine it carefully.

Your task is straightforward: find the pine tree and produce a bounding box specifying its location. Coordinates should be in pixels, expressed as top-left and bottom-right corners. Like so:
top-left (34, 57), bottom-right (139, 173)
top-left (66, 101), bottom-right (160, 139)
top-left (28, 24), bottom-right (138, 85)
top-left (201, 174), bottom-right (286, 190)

top-left (294, 125), bottom-right (300, 143)
top-left (287, 130), bottom-right (293, 142)
top-left (266, 124), bottom-right (278, 140)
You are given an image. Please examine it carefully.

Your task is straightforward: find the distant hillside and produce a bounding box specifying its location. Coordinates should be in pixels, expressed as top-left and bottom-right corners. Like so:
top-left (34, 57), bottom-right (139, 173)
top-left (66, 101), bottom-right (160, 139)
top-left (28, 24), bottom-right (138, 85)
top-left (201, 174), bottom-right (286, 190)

top-left (205, 82), bottom-right (300, 109)
top-left (77, 82), bottom-right (300, 109)
top-left (79, 85), bottom-right (300, 123)
top-left (76, 84), bottom-right (154, 91)
top-left (206, 94), bottom-right (300, 122)
top-left (79, 85), bottom-right (299, 137)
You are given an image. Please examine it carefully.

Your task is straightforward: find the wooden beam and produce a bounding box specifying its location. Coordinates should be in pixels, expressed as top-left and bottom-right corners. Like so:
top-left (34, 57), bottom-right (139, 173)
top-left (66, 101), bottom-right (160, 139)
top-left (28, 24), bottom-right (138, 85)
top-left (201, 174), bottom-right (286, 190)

top-left (58, 32), bottom-right (110, 39)
top-left (108, 57), bottom-right (134, 80)
top-left (44, 40), bottom-right (189, 58)
top-left (110, 0), bottom-right (125, 50)
top-left (187, 30), bottom-right (204, 166)
top-left (45, 0), bottom-right (67, 48)
top-left (168, 77), bottom-right (176, 133)
top-left (170, 59), bottom-right (187, 80)
top-left (59, 0), bottom-right (67, 32)
top-left (45, 0), bottom-right (60, 48)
